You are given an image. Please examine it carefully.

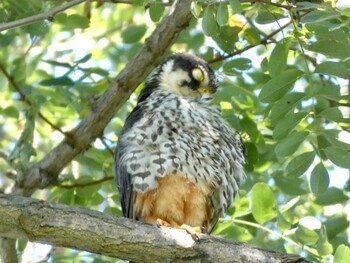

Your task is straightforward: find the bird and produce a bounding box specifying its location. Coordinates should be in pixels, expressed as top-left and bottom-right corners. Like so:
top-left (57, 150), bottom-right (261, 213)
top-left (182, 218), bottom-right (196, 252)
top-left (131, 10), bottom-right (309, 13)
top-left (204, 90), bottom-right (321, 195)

top-left (114, 53), bottom-right (246, 237)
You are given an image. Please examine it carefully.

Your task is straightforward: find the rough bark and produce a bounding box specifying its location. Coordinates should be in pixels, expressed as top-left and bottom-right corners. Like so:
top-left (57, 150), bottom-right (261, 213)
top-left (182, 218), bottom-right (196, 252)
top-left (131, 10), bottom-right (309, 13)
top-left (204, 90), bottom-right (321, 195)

top-left (0, 194), bottom-right (309, 263)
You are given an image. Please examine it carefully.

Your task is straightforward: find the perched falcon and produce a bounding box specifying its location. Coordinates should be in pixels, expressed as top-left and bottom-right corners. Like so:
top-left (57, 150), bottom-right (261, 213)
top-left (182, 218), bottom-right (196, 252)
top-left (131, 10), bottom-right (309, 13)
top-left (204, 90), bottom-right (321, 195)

top-left (115, 53), bottom-right (246, 236)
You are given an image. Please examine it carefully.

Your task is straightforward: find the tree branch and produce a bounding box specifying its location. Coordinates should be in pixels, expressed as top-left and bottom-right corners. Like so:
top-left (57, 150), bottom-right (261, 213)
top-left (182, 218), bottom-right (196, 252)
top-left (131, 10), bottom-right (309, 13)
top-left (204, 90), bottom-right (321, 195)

top-left (19, 0), bottom-right (193, 196)
top-left (0, 0), bottom-right (86, 32)
top-left (0, 194), bottom-right (309, 263)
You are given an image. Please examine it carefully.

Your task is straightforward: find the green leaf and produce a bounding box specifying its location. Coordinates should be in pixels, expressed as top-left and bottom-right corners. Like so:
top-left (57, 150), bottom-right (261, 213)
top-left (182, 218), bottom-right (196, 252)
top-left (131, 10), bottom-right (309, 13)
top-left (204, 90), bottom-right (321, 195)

top-left (324, 216), bottom-right (350, 239)
top-left (279, 196), bottom-right (300, 214)
top-left (324, 146), bottom-right (350, 168)
top-left (40, 76), bottom-right (75, 86)
top-left (305, 23), bottom-right (348, 43)
top-left (251, 183), bottom-right (276, 224)
top-left (310, 163), bottom-right (329, 195)
top-left (275, 131), bottom-right (309, 157)
top-left (296, 216), bottom-right (321, 245)
top-left (223, 58), bottom-right (252, 73)
top-left (272, 172), bottom-right (308, 196)
top-left (259, 69), bottom-right (303, 103)
top-left (315, 62), bottom-right (350, 79)
top-left (319, 107), bottom-right (350, 124)
top-left (1, 106), bottom-right (19, 119)
top-left (301, 9), bottom-right (340, 24)
top-left (56, 14), bottom-right (90, 29)
top-left (243, 27), bottom-right (261, 45)
top-left (75, 53), bottom-right (92, 64)
top-left (334, 245), bottom-right (350, 263)
top-left (286, 152), bottom-right (315, 177)
top-left (0, 32), bottom-right (15, 46)
top-left (213, 25), bottom-right (240, 53)
top-left (277, 211), bottom-right (291, 232)
top-left (217, 3), bottom-right (228, 26)
top-left (255, 11), bottom-right (285, 24)
top-left (202, 7), bottom-right (218, 37)
top-left (273, 112), bottom-right (308, 140)
top-left (317, 225), bottom-right (333, 256)
top-left (295, 227), bottom-right (319, 245)
top-left (308, 40), bottom-right (350, 59)
top-left (121, 25), bottom-right (147, 43)
top-left (268, 38), bottom-right (291, 77)
top-left (270, 93), bottom-right (307, 126)
top-left (228, 0), bottom-right (242, 14)
top-left (149, 1), bottom-right (165, 23)
top-left (315, 187), bottom-right (348, 206)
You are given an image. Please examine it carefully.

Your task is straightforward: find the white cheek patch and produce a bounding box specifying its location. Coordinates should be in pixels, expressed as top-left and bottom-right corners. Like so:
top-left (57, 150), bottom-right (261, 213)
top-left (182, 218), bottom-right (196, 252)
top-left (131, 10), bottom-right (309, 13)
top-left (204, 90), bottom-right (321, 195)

top-left (158, 60), bottom-right (191, 95)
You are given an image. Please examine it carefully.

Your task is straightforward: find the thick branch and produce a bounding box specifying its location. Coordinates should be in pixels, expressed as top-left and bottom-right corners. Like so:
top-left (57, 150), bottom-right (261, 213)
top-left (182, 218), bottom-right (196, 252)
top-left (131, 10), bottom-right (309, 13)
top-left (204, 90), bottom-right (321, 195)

top-left (20, 0), bottom-right (193, 196)
top-left (0, 194), bottom-right (309, 263)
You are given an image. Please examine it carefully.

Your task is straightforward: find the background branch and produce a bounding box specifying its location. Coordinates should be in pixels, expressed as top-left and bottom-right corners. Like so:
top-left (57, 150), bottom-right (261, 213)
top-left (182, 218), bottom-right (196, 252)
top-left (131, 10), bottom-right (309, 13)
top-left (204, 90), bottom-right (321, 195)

top-left (0, 194), bottom-right (309, 263)
top-left (0, 0), bottom-right (86, 32)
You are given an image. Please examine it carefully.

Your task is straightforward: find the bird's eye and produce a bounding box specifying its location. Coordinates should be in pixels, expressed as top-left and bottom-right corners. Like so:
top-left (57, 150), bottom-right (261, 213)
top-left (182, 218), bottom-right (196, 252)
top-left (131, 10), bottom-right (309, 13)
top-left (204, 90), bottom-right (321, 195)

top-left (192, 68), bottom-right (204, 82)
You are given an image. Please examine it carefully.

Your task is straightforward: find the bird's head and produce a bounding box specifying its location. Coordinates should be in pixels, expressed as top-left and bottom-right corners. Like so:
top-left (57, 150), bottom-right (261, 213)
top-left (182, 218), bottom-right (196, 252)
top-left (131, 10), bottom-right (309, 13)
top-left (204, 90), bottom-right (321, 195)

top-left (148, 53), bottom-right (218, 98)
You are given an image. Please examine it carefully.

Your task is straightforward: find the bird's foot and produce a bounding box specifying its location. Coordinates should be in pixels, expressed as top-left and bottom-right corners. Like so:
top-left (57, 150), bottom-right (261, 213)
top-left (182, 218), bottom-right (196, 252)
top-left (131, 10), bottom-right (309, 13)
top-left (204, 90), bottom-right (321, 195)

top-left (156, 219), bottom-right (206, 240)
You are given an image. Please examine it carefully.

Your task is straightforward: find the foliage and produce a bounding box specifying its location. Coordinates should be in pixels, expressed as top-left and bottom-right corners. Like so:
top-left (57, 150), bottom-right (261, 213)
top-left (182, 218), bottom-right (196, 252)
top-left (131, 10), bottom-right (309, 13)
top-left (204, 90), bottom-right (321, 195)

top-left (0, 0), bottom-right (349, 262)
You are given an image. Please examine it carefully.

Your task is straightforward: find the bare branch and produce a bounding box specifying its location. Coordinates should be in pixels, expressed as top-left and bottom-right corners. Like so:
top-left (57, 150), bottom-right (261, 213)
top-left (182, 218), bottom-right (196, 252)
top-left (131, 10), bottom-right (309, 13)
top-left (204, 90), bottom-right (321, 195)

top-left (56, 176), bottom-right (113, 188)
top-left (20, 0), bottom-right (193, 196)
top-left (0, 194), bottom-right (310, 263)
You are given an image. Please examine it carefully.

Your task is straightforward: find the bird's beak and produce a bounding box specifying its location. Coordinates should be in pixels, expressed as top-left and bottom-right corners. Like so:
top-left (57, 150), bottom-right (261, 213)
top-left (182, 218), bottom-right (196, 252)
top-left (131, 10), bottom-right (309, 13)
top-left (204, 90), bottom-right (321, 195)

top-left (198, 87), bottom-right (212, 95)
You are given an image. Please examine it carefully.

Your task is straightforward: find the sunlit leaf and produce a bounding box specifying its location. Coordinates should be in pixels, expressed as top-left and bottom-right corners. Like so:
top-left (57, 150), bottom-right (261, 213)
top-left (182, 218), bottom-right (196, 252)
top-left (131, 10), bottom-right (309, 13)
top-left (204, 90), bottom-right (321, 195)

top-left (251, 183), bottom-right (276, 224)
top-left (317, 225), bottom-right (333, 256)
top-left (334, 245), bottom-right (350, 263)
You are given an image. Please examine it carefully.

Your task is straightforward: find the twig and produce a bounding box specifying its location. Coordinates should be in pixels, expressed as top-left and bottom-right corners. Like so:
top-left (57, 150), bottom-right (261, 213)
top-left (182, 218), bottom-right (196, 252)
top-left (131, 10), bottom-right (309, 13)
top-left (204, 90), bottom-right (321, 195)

top-left (241, 0), bottom-right (293, 10)
top-left (99, 136), bottom-right (115, 156)
top-left (57, 176), bottom-right (113, 188)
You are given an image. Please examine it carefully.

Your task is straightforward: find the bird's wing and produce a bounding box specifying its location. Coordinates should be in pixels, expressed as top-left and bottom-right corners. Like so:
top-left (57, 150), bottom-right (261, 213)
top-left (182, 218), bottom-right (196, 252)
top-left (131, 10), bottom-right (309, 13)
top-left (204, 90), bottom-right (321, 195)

top-left (115, 105), bottom-right (144, 219)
